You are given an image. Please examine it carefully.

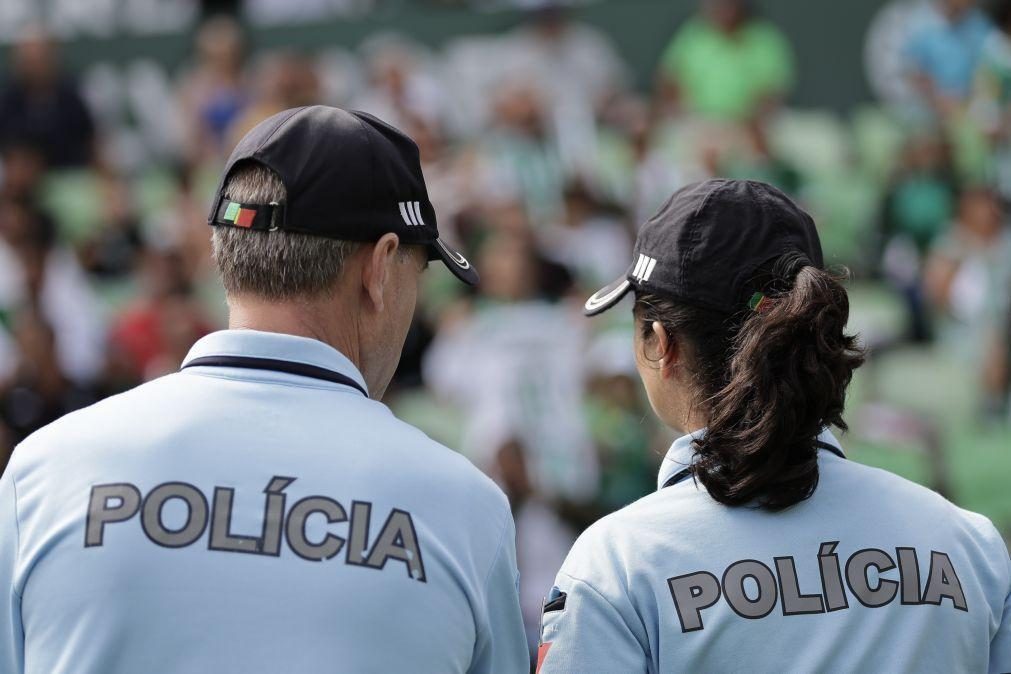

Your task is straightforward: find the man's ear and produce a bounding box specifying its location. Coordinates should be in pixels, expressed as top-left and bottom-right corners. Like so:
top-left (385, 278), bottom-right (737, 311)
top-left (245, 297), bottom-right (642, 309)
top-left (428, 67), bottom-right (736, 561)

top-left (361, 233), bottom-right (401, 312)
top-left (651, 320), bottom-right (679, 379)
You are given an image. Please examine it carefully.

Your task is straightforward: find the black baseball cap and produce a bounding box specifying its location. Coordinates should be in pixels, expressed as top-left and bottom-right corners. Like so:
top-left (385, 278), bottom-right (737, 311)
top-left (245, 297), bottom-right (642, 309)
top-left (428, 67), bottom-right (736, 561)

top-left (584, 179), bottom-right (823, 316)
top-left (208, 105), bottom-right (478, 285)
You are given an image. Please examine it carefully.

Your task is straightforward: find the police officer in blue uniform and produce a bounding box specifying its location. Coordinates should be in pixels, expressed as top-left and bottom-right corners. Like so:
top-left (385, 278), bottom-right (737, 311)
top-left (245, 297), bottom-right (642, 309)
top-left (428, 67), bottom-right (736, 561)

top-left (0, 106), bottom-right (528, 673)
top-left (537, 179), bottom-right (1011, 673)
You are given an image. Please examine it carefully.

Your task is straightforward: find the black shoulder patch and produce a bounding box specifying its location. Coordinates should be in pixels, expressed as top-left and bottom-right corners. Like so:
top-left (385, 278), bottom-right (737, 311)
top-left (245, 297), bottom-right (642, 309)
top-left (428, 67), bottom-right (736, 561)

top-left (543, 589), bottom-right (567, 613)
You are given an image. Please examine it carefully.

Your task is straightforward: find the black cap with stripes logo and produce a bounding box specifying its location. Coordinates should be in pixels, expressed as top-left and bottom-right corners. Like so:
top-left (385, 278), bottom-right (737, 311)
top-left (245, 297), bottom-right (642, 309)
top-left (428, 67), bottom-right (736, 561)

top-left (584, 179), bottom-right (823, 316)
top-left (208, 105), bottom-right (478, 286)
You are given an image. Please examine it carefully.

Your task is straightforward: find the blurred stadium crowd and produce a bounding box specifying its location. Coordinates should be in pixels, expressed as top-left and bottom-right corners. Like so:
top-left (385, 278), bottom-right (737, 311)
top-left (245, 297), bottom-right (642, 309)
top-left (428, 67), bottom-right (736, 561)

top-left (1, 0), bottom-right (1011, 652)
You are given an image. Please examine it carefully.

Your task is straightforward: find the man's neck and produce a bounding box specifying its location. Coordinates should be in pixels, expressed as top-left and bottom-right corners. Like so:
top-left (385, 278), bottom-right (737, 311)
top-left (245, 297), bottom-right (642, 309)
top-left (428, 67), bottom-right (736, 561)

top-left (227, 296), bottom-right (362, 371)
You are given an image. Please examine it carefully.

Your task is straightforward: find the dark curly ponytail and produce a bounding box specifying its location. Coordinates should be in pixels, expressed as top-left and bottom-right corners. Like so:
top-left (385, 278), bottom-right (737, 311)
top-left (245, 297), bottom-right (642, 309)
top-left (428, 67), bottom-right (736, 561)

top-left (636, 252), bottom-right (866, 511)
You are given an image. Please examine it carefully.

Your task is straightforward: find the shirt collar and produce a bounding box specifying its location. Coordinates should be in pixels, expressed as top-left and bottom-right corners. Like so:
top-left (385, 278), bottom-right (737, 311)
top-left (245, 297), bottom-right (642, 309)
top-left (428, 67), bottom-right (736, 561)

top-left (656, 427), bottom-right (845, 491)
top-left (182, 329), bottom-right (369, 396)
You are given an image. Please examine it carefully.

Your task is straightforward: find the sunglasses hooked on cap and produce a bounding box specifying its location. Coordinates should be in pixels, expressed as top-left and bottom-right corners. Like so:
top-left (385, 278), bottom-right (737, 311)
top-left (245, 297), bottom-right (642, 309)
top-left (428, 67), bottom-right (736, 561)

top-left (207, 105), bottom-right (479, 286)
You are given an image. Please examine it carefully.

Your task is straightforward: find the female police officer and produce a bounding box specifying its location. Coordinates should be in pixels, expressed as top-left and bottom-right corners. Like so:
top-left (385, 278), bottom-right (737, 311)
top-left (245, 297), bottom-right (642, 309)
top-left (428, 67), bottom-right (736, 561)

top-left (537, 179), bottom-right (1010, 673)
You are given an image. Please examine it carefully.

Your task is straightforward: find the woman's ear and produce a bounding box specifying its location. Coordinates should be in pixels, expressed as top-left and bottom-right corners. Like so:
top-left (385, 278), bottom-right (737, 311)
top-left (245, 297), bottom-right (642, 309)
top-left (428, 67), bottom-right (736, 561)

top-left (651, 320), bottom-right (679, 379)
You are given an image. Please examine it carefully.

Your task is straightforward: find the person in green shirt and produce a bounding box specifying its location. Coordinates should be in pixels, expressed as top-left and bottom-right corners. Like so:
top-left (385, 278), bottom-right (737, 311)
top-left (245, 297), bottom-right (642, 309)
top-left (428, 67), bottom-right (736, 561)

top-left (657, 0), bottom-right (795, 121)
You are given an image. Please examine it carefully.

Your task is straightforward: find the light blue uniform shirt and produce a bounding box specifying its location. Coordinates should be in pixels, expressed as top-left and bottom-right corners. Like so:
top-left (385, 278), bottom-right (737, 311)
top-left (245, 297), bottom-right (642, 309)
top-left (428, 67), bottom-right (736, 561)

top-left (539, 430), bottom-right (1011, 673)
top-left (0, 330), bottom-right (527, 674)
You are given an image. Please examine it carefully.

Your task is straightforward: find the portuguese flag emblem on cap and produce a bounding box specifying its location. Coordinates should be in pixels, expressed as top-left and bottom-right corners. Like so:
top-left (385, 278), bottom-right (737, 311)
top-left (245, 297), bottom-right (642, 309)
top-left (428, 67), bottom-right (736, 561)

top-left (223, 201), bottom-right (256, 228)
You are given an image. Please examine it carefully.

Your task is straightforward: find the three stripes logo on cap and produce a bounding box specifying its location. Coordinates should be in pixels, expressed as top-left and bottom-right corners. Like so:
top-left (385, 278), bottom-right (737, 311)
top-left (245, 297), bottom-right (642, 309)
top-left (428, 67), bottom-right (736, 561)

top-left (632, 254), bottom-right (657, 282)
top-left (223, 201), bottom-right (256, 228)
top-left (399, 201), bottom-right (426, 227)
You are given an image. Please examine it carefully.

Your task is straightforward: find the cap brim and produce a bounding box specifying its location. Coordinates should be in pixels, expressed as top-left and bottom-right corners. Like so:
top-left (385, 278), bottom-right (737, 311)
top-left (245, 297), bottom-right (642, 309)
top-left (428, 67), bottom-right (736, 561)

top-left (430, 238), bottom-right (479, 286)
top-left (584, 277), bottom-right (632, 316)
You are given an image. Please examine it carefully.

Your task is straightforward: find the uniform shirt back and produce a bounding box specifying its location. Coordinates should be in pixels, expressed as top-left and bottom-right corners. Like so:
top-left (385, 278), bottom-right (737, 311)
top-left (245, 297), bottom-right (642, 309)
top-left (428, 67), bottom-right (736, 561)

top-left (538, 430), bottom-right (1011, 674)
top-left (0, 330), bottom-right (527, 674)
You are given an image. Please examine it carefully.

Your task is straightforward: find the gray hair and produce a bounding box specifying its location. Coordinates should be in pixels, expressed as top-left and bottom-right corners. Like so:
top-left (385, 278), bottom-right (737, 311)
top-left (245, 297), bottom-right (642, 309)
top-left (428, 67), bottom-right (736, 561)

top-left (211, 163), bottom-right (359, 299)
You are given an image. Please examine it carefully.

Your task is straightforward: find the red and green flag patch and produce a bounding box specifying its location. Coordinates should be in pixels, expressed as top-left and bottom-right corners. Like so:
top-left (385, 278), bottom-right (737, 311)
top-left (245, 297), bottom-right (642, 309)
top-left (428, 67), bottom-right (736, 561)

top-left (223, 201), bottom-right (256, 228)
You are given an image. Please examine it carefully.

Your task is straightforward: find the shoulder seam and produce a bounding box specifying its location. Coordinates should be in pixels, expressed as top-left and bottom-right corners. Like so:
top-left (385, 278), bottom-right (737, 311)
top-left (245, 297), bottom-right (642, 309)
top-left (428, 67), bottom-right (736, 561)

top-left (9, 465), bottom-right (22, 599)
top-left (480, 508), bottom-right (512, 592)
top-left (557, 570), bottom-right (627, 617)
top-left (556, 570), bottom-right (649, 655)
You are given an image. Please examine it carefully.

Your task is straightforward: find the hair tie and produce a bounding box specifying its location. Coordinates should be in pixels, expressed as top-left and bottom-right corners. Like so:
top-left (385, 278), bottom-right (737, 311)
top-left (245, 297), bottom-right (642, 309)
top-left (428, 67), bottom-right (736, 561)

top-left (748, 292), bottom-right (775, 314)
top-left (771, 251), bottom-right (811, 284)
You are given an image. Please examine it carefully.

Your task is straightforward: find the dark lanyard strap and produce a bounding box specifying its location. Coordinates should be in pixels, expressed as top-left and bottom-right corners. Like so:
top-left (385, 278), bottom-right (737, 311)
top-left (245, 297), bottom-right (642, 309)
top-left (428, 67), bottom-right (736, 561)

top-left (182, 355), bottom-right (369, 398)
top-left (662, 467), bottom-right (694, 489)
top-left (661, 441), bottom-right (846, 490)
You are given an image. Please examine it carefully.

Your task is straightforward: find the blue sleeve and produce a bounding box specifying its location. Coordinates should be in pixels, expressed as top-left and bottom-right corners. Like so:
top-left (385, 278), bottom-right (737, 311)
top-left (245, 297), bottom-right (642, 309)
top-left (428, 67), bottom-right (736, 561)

top-left (0, 465), bottom-right (24, 674)
top-left (991, 556), bottom-right (1011, 674)
top-left (537, 571), bottom-right (648, 674)
top-left (468, 516), bottom-right (528, 674)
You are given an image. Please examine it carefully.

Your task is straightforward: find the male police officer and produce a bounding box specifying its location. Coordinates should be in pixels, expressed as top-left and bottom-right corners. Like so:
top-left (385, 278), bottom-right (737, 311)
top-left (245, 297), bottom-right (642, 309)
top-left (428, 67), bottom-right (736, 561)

top-left (0, 106), bottom-right (528, 673)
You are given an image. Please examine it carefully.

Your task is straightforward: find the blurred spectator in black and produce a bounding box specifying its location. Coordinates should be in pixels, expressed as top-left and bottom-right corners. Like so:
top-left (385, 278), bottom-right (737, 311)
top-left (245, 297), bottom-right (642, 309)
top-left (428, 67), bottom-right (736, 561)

top-left (178, 15), bottom-right (249, 163)
top-left (0, 141), bottom-right (46, 203)
top-left (904, 0), bottom-right (992, 119)
top-left (656, 0), bottom-right (794, 122)
top-left (879, 130), bottom-right (959, 342)
top-left (0, 309), bottom-right (97, 446)
top-left (0, 421), bottom-right (10, 474)
top-left (0, 26), bottom-right (96, 169)
top-left (78, 178), bottom-right (144, 280)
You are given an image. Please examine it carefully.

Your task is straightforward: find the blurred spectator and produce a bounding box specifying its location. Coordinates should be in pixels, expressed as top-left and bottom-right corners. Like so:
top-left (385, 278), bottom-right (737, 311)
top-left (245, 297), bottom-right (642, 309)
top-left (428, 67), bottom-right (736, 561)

top-left (178, 15), bottom-right (250, 163)
top-left (0, 310), bottom-right (98, 446)
top-left (0, 27), bottom-right (96, 169)
top-left (538, 181), bottom-right (632, 289)
top-left (153, 163), bottom-right (218, 283)
top-left (243, 0), bottom-right (370, 26)
top-left (493, 437), bottom-right (576, 655)
top-left (352, 36), bottom-right (444, 131)
top-left (0, 141), bottom-right (47, 202)
top-left (582, 330), bottom-right (660, 514)
top-left (971, 0), bottom-right (1011, 197)
top-left (656, 0), bottom-right (794, 121)
top-left (0, 200), bottom-right (106, 385)
top-left (879, 129), bottom-right (959, 341)
top-left (904, 0), bottom-right (992, 118)
top-left (78, 178), bottom-right (144, 279)
top-left (0, 421), bottom-right (10, 475)
top-left (718, 117), bottom-right (802, 194)
top-left (423, 229), bottom-right (598, 503)
top-left (108, 246), bottom-right (214, 382)
top-left (480, 83), bottom-right (566, 224)
top-left (228, 50), bottom-right (323, 143)
top-left (501, 6), bottom-right (626, 122)
top-left (925, 187), bottom-right (1011, 416)
top-left (615, 100), bottom-right (696, 224)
